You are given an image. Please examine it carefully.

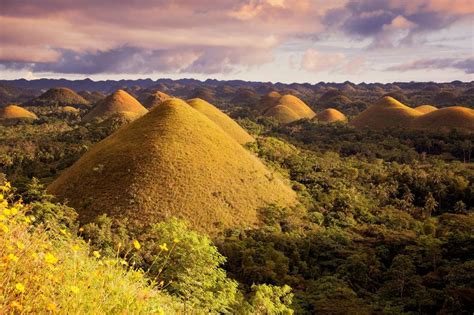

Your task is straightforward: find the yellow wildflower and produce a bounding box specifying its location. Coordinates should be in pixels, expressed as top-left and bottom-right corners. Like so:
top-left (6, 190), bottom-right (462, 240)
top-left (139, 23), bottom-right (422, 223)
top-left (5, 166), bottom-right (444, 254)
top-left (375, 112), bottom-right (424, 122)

top-left (16, 242), bottom-right (25, 250)
top-left (7, 253), bottom-right (19, 262)
top-left (78, 227), bottom-right (84, 232)
top-left (133, 239), bottom-right (141, 250)
top-left (173, 238), bottom-right (180, 243)
top-left (159, 243), bottom-right (169, 251)
top-left (70, 286), bottom-right (80, 294)
top-left (0, 223), bottom-right (8, 233)
top-left (71, 244), bottom-right (80, 252)
top-left (93, 251), bottom-right (101, 258)
top-left (44, 253), bottom-right (59, 265)
top-left (15, 282), bottom-right (25, 293)
top-left (47, 302), bottom-right (57, 312)
top-left (120, 259), bottom-right (128, 266)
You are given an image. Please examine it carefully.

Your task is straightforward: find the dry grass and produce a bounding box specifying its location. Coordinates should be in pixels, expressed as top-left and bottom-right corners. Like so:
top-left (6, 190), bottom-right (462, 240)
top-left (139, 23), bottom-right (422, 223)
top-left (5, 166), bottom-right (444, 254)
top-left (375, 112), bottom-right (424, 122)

top-left (26, 87), bottom-right (90, 108)
top-left (258, 91), bottom-right (282, 113)
top-left (48, 98), bottom-right (296, 235)
top-left (187, 98), bottom-right (254, 144)
top-left (263, 105), bottom-right (301, 124)
top-left (414, 105), bottom-right (438, 114)
top-left (317, 108), bottom-right (347, 123)
top-left (82, 90), bottom-right (148, 123)
top-left (411, 106), bottom-right (474, 132)
top-left (61, 106), bottom-right (80, 113)
top-left (0, 105), bottom-right (38, 124)
top-left (350, 96), bottom-right (422, 130)
top-left (278, 95), bottom-right (316, 119)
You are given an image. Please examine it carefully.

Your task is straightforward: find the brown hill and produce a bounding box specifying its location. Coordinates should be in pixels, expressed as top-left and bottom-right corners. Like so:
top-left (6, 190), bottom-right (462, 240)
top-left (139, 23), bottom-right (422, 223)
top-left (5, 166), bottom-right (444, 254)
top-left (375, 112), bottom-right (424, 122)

top-left (48, 99), bottom-right (296, 235)
top-left (142, 91), bottom-right (171, 108)
top-left (350, 96), bottom-right (422, 130)
top-left (415, 105), bottom-right (438, 114)
top-left (411, 106), bottom-right (474, 132)
top-left (82, 90), bottom-right (148, 123)
top-left (258, 91), bottom-right (282, 113)
top-left (317, 108), bottom-right (347, 123)
top-left (278, 95), bottom-right (316, 119)
top-left (26, 87), bottom-right (90, 108)
top-left (186, 98), bottom-right (254, 144)
top-left (0, 104), bottom-right (38, 124)
top-left (263, 105), bottom-right (301, 124)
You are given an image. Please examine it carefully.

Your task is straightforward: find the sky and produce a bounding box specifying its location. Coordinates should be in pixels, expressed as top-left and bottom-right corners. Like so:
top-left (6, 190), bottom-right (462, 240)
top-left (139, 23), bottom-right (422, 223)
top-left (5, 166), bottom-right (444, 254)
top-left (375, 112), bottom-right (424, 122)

top-left (0, 0), bottom-right (473, 83)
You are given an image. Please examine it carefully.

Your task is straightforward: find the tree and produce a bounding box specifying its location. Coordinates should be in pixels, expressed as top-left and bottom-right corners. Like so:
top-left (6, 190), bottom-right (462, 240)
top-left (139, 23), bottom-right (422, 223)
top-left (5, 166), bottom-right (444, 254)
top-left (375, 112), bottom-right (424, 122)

top-left (247, 284), bottom-right (294, 315)
top-left (424, 192), bottom-right (438, 218)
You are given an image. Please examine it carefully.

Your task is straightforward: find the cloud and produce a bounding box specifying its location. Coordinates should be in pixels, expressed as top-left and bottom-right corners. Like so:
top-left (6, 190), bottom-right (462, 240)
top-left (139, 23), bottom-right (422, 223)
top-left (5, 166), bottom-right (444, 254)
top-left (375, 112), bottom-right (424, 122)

top-left (301, 49), bottom-right (346, 73)
top-left (323, 0), bottom-right (474, 47)
top-left (386, 57), bottom-right (474, 73)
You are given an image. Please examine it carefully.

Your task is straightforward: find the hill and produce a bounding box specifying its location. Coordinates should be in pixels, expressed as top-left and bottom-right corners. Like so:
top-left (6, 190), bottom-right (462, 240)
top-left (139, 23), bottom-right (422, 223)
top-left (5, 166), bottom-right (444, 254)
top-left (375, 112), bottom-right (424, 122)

top-left (48, 99), bottom-right (296, 234)
top-left (261, 93), bottom-right (316, 123)
top-left (263, 105), bottom-right (301, 124)
top-left (0, 104), bottom-right (38, 124)
top-left (142, 91), bottom-right (171, 108)
top-left (317, 108), bottom-right (347, 123)
top-left (25, 87), bottom-right (90, 108)
top-left (415, 105), bottom-right (438, 114)
top-left (412, 106), bottom-right (474, 132)
top-left (82, 90), bottom-right (148, 123)
top-left (186, 98), bottom-right (254, 144)
top-left (350, 96), bottom-right (422, 130)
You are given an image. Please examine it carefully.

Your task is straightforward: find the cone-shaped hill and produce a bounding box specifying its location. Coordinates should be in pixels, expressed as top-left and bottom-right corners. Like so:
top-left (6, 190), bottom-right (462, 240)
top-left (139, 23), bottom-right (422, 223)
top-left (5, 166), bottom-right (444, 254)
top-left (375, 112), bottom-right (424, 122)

top-left (317, 108), bottom-right (347, 123)
top-left (186, 98), bottom-right (254, 144)
top-left (415, 105), bottom-right (438, 114)
top-left (258, 91), bottom-right (282, 113)
top-left (48, 98), bottom-right (296, 235)
top-left (0, 104), bottom-right (38, 124)
top-left (26, 87), bottom-right (90, 108)
top-left (262, 93), bottom-right (316, 124)
top-left (411, 106), bottom-right (474, 132)
top-left (82, 90), bottom-right (148, 123)
top-left (142, 91), bottom-right (171, 108)
top-left (263, 105), bottom-right (300, 124)
top-left (350, 96), bottom-right (422, 130)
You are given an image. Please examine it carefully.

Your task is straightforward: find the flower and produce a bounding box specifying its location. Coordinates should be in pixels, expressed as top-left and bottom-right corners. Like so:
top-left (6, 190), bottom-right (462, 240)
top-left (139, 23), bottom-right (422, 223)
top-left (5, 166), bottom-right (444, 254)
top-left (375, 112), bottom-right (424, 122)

top-left (133, 240), bottom-right (141, 250)
top-left (93, 251), bottom-right (101, 258)
top-left (71, 244), bottom-right (80, 252)
top-left (78, 227), bottom-right (84, 232)
top-left (7, 253), bottom-right (19, 262)
top-left (47, 302), bottom-right (57, 312)
top-left (0, 224), bottom-right (9, 233)
top-left (159, 243), bottom-right (169, 251)
top-left (70, 286), bottom-right (80, 294)
top-left (15, 283), bottom-right (25, 293)
top-left (44, 253), bottom-right (59, 265)
top-left (16, 242), bottom-right (25, 250)
top-left (173, 238), bottom-right (180, 243)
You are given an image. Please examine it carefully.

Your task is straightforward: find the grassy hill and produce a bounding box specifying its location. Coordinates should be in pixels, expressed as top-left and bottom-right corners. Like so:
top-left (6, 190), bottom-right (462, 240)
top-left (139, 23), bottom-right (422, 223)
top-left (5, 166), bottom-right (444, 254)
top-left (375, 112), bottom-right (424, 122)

top-left (0, 105), bottom-right (38, 124)
top-left (48, 99), bottom-right (296, 234)
top-left (317, 108), bottom-right (347, 123)
top-left (25, 87), bottom-right (90, 108)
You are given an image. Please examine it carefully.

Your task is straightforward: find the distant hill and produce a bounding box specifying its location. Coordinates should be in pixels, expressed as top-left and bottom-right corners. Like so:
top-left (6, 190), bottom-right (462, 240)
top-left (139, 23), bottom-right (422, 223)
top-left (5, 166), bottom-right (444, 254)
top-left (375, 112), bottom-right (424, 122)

top-left (262, 93), bottom-right (316, 124)
top-left (414, 105), bottom-right (438, 114)
top-left (82, 90), bottom-right (148, 123)
top-left (0, 104), bottom-right (38, 124)
top-left (350, 96), bottom-right (422, 130)
top-left (48, 99), bottom-right (296, 234)
top-left (141, 91), bottom-right (171, 108)
top-left (25, 87), bottom-right (90, 108)
top-left (412, 106), bottom-right (474, 132)
top-left (317, 108), bottom-right (347, 123)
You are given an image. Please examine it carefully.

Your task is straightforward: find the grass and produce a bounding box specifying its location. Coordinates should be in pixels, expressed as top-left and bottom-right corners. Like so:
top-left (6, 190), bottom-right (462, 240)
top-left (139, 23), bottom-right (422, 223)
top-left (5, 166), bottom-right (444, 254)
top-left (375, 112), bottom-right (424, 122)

top-left (142, 91), bottom-right (171, 108)
top-left (48, 98), bottom-right (297, 235)
top-left (187, 98), bottom-right (254, 144)
top-left (83, 90), bottom-right (148, 123)
top-left (0, 183), bottom-right (185, 314)
top-left (317, 108), bottom-right (347, 123)
top-left (0, 105), bottom-right (37, 124)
